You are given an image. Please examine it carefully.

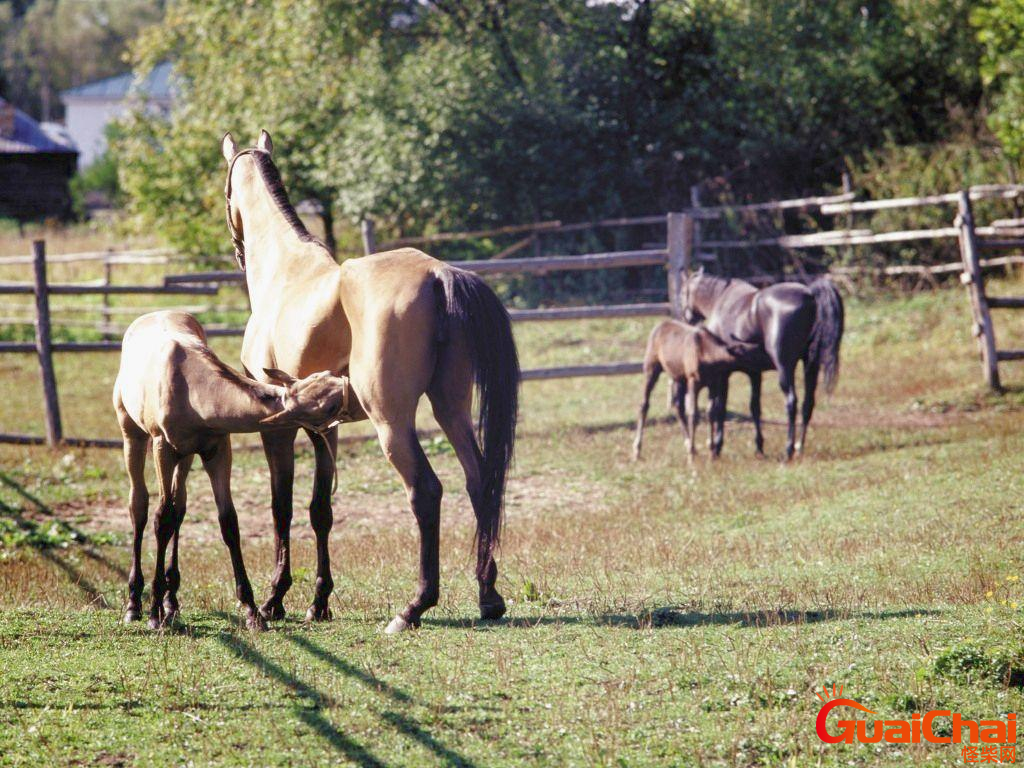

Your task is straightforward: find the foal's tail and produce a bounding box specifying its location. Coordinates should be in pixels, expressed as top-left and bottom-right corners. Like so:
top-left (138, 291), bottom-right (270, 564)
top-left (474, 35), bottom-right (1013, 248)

top-left (808, 277), bottom-right (844, 393)
top-left (438, 268), bottom-right (520, 555)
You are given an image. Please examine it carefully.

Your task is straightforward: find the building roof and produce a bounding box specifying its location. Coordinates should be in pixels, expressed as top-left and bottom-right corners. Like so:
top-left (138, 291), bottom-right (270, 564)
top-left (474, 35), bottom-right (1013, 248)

top-left (62, 61), bottom-right (174, 102)
top-left (0, 99), bottom-right (77, 155)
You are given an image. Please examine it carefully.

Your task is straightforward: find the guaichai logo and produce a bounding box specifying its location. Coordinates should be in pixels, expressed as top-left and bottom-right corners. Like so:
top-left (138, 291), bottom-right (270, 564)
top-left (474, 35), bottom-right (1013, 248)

top-left (815, 684), bottom-right (1016, 745)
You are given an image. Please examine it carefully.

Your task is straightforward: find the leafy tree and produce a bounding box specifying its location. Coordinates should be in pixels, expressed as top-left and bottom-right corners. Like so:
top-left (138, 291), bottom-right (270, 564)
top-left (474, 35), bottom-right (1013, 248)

top-left (0, 0), bottom-right (164, 120)
top-left (115, 0), bottom-right (987, 258)
top-left (974, 0), bottom-right (1024, 161)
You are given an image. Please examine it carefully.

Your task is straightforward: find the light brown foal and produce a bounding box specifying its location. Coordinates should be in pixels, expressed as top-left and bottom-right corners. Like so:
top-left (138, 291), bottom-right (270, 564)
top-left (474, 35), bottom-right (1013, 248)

top-left (222, 131), bottom-right (519, 633)
top-left (113, 311), bottom-right (352, 630)
top-left (633, 319), bottom-right (753, 462)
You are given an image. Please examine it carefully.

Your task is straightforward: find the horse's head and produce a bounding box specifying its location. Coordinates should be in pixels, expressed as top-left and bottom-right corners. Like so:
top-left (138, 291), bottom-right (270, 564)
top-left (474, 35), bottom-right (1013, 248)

top-left (221, 129), bottom-right (274, 270)
top-left (680, 266), bottom-right (705, 323)
top-left (259, 368), bottom-right (352, 432)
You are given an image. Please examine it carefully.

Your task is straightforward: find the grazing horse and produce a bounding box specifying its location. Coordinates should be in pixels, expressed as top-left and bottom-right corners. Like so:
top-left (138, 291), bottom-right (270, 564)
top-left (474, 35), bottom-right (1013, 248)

top-left (632, 319), bottom-right (755, 462)
top-left (113, 311), bottom-right (352, 630)
top-left (222, 130), bottom-right (519, 633)
top-left (681, 270), bottom-right (843, 459)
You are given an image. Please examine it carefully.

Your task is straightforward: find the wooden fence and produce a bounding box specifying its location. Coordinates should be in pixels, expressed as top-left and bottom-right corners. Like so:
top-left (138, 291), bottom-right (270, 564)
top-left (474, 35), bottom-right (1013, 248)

top-left (3, 182), bottom-right (1024, 447)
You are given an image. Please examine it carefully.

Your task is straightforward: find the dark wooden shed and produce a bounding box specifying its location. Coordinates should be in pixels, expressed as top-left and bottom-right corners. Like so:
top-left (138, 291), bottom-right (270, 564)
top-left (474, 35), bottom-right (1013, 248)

top-left (0, 98), bottom-right (78, 221)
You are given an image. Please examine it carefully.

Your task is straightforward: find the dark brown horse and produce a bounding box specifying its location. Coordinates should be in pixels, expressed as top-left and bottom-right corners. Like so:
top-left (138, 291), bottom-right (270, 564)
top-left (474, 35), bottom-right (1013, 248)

top-left (681, 270), bottom-right (843, 459)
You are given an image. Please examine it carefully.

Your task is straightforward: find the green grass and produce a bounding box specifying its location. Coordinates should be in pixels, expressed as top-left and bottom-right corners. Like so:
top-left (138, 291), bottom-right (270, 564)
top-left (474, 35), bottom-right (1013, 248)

top-left (1, 282), bottom-right (1024, 766)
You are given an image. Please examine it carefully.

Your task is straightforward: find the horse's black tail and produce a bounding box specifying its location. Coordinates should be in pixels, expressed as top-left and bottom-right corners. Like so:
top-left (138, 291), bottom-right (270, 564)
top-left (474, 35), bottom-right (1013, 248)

top-left (438, 268), bottom-right (519, 559)
top-left (808, 277), bottom-right (844, 394)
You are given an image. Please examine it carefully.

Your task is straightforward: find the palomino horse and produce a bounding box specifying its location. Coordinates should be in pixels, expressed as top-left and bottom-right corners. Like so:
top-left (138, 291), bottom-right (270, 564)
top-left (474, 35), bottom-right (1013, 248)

top-left (222, 131), bottom-right (519, 633)
top-left (681, 270), bottom-right (843, 459)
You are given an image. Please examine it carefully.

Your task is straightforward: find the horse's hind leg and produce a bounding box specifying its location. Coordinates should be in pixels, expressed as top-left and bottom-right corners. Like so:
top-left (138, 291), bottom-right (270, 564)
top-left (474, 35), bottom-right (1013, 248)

top-left (672, 380), bottom-right (695, 461)
top-left (797, 359), bottom-right (820, 455)
top-left (149, 438), bottom-right (180, 629)
top-left (201, 437), bottom-right (265, 631)
top-left (304, 426), bottom-right (338, 622)
top-left (430, 398), bottom-right (506, 620)
top-left (709, 376), bottom-right (729, 458)
top-left (162, 456), bottom-right (192, 623)
top-left (748, 371), bottom-right (764, 456)
top-left (777, 364), bottom-right (799, 461)
top-left (118, 414), bottom-right (149, 623)
top-left (375, 419), bottom-right (443, 633)
top-left (632, 362), bottom-right (661, 460)
top-left (258, 427), bottom-right (298, 621)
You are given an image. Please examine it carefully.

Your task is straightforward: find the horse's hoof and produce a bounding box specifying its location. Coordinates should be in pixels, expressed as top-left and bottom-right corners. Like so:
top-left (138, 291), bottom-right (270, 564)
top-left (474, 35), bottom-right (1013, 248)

top-left (147, 616), bottom-right (163, 630)
top-left (259, 601), bottom-right (286, 622)
top-left (246, 612), bottom-right (268, 632)
top-left (123, 608), bottom-right (142, 624)
top-left (305, 605), bottom-right (332, 623)
top-left (384, 615), bottom-right (413, 634)
top-left (480, 597), bottom-right (507, 621)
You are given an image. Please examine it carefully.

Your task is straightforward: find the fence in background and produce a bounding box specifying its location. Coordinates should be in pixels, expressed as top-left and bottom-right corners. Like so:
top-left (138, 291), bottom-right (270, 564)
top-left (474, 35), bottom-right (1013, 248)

top-left (3, 183), bottom-right (1024, 447)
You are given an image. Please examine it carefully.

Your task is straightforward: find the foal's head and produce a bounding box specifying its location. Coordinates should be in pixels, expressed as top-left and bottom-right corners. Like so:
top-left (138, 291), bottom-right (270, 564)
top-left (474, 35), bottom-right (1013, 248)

top-left (260, 368), bottom-right (352, 432)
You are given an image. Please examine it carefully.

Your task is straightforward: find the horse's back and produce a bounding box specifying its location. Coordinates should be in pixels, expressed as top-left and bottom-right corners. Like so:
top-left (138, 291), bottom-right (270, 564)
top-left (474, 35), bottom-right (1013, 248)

top-left (116, 311), bottom-right (207, 433)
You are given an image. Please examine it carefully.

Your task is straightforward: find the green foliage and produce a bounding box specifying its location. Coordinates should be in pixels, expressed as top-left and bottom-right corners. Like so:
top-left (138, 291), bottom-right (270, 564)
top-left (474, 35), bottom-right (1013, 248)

top-left (115, 0), bottom-right (987, 258)
top-left (933, 642), bottom-right (1024, 687)
top-left (846, 121), bottom-right (1017, 265)
top-left (0, 0), bottom-right (163, 121)
top-left (974, 0), bottom-right (1024, 161)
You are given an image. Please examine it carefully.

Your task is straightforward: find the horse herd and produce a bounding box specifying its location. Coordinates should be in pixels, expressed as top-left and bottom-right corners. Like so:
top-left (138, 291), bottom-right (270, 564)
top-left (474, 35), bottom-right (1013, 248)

top-left (113, 130), bottom-right (845, 633)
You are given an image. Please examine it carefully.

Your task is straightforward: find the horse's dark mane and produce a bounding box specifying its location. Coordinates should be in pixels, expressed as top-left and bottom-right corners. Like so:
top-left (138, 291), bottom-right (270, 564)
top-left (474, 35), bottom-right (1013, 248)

top-left (250, 152), bottom-right (326, 250)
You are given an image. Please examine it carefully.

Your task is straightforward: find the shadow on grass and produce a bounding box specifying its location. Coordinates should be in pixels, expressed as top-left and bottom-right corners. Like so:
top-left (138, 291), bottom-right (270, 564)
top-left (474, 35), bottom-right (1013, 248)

top-left (0, 471), bottom-right (127, 609)
top-left (211, 611), bottom-right (479, 767)
top-left (426, 606), bottom-right (941, 631)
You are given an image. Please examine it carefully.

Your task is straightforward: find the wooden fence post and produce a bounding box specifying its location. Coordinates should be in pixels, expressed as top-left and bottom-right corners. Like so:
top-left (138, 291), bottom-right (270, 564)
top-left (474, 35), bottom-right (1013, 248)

top-left (957, 190), bottom-right (1002, 391)
top-left (690, 184), bottom-right (703, 265)
top-left (101, 249), bottom-right (113, 340)
top-left (360, 218), bottom-right (377, 256)
top-left (667, 212), bottom-right (693, 319)
top-left (32, 240), bottom-right (63, 446)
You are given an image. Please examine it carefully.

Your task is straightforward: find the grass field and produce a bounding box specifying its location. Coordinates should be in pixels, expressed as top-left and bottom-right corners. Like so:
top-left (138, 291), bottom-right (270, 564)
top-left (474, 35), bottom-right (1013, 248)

top-left (1, 274), bottom-right (1024, 766)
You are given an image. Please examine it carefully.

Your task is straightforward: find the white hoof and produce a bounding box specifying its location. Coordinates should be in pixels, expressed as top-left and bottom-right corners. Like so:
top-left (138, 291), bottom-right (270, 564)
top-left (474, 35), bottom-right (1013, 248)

top-left (384, 615), bottom-right (411, 634)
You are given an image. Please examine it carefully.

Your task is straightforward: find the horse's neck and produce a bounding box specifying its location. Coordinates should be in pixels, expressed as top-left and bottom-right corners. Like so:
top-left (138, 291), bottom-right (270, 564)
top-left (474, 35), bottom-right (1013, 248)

top-left (242, 189), bottom-right (334, 305)
top-left (192, 353), bottom-right (285, 431)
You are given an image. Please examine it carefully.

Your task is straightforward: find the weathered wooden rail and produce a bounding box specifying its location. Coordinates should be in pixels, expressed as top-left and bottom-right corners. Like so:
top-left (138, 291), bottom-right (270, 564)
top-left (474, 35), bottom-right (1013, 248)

top-left (4, 182), bottom-right (1024, 447)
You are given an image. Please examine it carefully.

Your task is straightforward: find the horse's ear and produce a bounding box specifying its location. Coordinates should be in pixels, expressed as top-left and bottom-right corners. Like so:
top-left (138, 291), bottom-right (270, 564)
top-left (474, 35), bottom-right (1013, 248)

top-left (221, 132), bottom-right (238, 164)
top-left (257, 129), bottom-right (273, 155)
top-left (263, 367), bottom-right (296, 385)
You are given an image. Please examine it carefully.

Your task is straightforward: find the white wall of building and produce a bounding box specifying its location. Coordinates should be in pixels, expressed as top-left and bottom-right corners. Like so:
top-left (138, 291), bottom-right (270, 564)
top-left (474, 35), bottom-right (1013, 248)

top-left (63, 97), bottom-right (129, 168)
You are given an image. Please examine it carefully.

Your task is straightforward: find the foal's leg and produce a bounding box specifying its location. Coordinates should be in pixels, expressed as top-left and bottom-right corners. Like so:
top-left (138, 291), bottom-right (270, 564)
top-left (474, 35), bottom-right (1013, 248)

top-left (375, 420), bottom-right (443, 634)
top-left (303, 426), bottom-right (338, 622)
top-left (119, 419), bottom-right (149, 623)
top-left (672, 380), bottom-right (694, 461)
top-left (748, 371), bottom-right (765, 456)
top-left (430, 398), bottom-right (506, 621)
top-left (259, 427), bottom-right (298, 621)
top-left (201, 437), bottom-right (265, 631)
top-left (632, 363), bottom-right (662, 460)
top-left (162, 456), bottom-right (192, 623)
top-left (149, 438), bottom-right (180, 629)
top-left (797, 359), bottom-right (820, 455)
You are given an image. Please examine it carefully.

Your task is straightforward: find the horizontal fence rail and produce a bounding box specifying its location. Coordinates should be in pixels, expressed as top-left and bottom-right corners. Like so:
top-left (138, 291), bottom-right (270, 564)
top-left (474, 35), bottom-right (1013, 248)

top-left (5, 182), bottom-right (1024, 446)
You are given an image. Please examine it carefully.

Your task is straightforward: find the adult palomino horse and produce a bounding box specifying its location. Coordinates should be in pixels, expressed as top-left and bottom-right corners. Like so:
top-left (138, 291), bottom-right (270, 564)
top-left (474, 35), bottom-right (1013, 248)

top-left (222, 130), bottom-right (519, 633)
top-left (681, 270), bottom-right (843, 459)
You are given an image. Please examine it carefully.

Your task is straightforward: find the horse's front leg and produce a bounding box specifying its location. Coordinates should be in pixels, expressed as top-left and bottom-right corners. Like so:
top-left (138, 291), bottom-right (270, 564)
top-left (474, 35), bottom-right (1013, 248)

top-left (748, 371), bottom-right (764, 456)
top-left (304, 426), bottom-right (338, 622)
top-left (710, 376), bottom-right (729, 457)
top-left (259, 428), bottom-right (298, 621)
